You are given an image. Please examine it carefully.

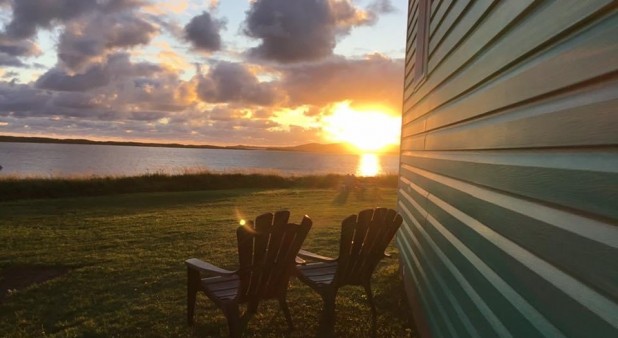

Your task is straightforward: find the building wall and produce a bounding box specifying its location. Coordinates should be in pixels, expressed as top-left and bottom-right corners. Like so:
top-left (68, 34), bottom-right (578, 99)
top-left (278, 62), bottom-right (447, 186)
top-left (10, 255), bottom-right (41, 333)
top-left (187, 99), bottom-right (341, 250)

top-left (397, 1), bottom-right (618, 337)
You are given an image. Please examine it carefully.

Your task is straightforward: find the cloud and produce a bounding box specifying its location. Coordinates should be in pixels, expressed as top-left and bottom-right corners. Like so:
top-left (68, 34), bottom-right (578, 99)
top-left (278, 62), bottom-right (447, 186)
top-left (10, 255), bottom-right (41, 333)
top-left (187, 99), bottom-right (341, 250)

top-left (184, 12), bottom-right (224, 52)
top-left (58, 11), bottom-right (157, 70)
top-left (196, 61), bottom-right (280, 106)
top-left (3, 0), bottom-right (99, 39)
top-left (0, 53), bottom-right (24, 67)
top-left (280, 54), bottom-right (403, 110)
top-left (1, 52), bottom-right (403, 148)
top-left (0, 0), bottom-right (402, 147)
top-left (0, 36), bottom-right (40, 68)
top-left (0, 82), bottom-right (51, 115)
top-left (51, 92), bottom-right (101, 110)
top-left (0, 0), bottom-right (146, 39)
top-left (35, 64), bottom-right (111, 92)
top-left (207, 106), bottom-right (246, 122)
top-left (0, 34), bottom-right (41, 68)
top-left (367, 0), bottom-right (396, 14)
top-left (0, 35), bottom-right (40, 57)
top-left (243, 0), bottom-right (392, 63)
top-left (1, 70), bottom-right (19, 79)
top-left (2, 53), bottom-right (194, 121)
top-left (142, 0), bottom-right (188, 15)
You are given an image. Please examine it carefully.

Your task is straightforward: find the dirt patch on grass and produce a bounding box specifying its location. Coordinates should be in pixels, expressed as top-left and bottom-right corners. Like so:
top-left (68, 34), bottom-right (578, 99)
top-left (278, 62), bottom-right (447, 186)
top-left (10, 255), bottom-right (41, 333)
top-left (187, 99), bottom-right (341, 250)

top-left (0, 265), bottom-right (71, 302)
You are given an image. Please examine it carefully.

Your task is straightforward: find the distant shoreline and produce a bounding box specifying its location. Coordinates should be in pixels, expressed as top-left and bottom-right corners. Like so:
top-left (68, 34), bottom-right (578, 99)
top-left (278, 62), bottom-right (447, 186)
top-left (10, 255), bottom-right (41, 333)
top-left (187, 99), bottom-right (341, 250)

top-left (0, 135), bottom-right (398, 155)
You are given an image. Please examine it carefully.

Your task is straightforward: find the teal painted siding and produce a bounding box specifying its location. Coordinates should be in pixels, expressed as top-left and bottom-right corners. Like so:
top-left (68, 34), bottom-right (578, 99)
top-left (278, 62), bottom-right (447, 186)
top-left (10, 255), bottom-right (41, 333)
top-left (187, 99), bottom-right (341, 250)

top-left (398, 1), bottom-right (618, 337)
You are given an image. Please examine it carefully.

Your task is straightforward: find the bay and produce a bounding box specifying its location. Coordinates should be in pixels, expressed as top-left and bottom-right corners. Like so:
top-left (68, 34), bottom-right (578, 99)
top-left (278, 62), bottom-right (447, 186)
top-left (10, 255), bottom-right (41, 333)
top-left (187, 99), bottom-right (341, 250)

top-left (0, 142), bottom-right (399, 178)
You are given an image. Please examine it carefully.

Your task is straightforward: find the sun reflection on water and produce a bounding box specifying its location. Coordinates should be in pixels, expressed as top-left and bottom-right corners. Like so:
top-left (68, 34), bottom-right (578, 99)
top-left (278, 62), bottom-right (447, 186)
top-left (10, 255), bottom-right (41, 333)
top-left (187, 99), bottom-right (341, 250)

top-left (356, 153), bottom-right (382, 177)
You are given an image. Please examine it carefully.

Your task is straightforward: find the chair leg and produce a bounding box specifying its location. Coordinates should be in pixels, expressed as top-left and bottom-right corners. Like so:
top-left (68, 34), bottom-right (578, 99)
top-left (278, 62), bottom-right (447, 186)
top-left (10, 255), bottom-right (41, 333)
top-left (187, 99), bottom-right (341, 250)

top-left (247, 300), bottom-right (259, 314)
top-left (279, 296), bottom-right (294, 330)
top-left (240, 300), bottom-right (258, 331)
top-left (187, 268), bottom-right (201, 325)
top-left (318, 289), bottom-right (337, 337)
top-left (223, 304), bottom-right (242, 338)
top-left (364, 283), bottom-right (377, 337)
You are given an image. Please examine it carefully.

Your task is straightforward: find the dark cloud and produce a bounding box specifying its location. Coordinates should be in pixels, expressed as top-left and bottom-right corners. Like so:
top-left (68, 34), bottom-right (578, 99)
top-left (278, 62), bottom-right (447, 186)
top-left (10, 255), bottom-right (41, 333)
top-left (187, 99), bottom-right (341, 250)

top-left (51, 92), bottom-right (102, 110)
top-left (99, 0), bottom-right (146, 12)
top-left (58, 12), bottom-right (157, 70)
top-left (35, 64), bottom-right (111, 92)
top-left (2, 53), bottom-right (191, 121)
top-left (1, 0), bottom-right (145, 39)
top-left (243, 0), bottom-right (392, 63)
top-left (3, 0), bottom-right (99, 39)
top-left (280, 54), bottom-right (403, 109)
top-left (184, 12), bottom-right (224, 52)
top-left (0, 82), bottom-right (51, 114)
top-left (0, 36), bottom-right (40, 67)
top-left (0, 36), bottom-right (40, 57)
top-left (128, 111), bottom-right (167, 121)
top-left (104, 53), bottom-right (162, 78)
top-left (98, 55), bottom-right (194, 112)
top-left (0, 74), bottom-right (324, 146)
top-left (0, 53), bottom-right (23, 67)
top-left (207, 107), bottom-right (247, 122)
top-left (33, 53), bottom-right (160, 93)
top-left (197, 61), bottom-right (280, 106)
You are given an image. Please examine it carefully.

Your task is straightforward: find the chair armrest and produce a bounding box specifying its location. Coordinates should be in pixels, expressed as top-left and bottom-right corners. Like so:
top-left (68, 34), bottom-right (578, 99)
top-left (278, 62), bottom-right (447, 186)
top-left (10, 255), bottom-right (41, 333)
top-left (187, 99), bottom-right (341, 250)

top-left (185, 258), bottom-right (236, 276)
top-left (297, 249), bottom-right (337, 262)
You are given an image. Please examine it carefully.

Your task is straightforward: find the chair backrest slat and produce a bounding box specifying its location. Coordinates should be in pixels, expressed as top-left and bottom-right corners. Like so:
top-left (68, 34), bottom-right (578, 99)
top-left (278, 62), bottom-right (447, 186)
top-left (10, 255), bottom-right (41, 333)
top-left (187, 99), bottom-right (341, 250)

top-left (338, 215), bottom-right (356, 259)
top-left (254, 212), bottom-right (276, 263)
top-left (337, 215), bottom-right (357, 280)
top-left (256, 219), bottom-right (287, 297)
top-left (267, 216), bottom-right (312, 294)
top-left (351, 209), bottom-right (373, 269)
top-left (335, 208), bottom-right (403, 286)
top-left (237, 211), bottom-right (311, 301)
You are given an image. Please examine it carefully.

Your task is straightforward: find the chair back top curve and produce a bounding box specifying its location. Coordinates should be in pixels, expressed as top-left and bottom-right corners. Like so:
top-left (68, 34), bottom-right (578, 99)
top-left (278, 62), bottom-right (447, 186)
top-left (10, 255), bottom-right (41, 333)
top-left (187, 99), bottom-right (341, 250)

top-left (335, 208), bottom-right (403, 286)
top-left (236, 210), bottom-right (312, 301)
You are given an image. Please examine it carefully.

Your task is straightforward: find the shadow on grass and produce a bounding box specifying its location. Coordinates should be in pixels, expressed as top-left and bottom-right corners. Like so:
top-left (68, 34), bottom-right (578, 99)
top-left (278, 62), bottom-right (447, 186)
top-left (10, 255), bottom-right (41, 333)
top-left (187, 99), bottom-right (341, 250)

top-left (0, 265), bottom-right (73, 303)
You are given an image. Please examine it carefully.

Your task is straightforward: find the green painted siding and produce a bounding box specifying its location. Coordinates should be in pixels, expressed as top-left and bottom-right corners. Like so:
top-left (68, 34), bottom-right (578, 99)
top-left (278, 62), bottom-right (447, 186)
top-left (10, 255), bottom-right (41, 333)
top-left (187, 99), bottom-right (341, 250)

top-left (398, 1), bottom-right (618, 337)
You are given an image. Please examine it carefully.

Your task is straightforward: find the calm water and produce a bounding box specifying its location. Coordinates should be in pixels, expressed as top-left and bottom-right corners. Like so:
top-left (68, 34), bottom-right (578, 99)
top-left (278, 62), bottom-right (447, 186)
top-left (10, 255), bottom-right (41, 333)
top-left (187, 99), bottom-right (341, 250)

top-left (0, 142), bottom-right (400, 177)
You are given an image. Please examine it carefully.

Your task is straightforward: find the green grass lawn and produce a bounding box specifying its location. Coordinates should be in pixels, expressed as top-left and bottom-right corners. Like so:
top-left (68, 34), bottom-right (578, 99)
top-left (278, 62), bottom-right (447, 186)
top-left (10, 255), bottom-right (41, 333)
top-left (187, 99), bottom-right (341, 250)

top-left (0, 188), bottom-right (415, 337)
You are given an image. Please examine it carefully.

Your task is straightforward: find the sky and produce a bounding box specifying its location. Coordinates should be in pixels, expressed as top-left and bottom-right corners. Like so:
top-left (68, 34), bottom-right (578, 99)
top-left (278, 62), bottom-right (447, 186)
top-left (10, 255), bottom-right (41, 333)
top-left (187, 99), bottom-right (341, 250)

top-left (0, 0), bottom-right (407, 149)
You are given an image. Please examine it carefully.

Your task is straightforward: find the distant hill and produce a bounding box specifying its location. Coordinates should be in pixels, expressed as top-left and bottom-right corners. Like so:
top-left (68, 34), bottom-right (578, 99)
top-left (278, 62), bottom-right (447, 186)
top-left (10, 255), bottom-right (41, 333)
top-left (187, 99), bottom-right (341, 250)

top-left (0, 135), bottom-right (228, 150)
top-left (0, 135), bottom-right (398, 155)
top-left (0, 135), bottom-right (399, 154)
top-left (268, 142), bottom-right (354, 153)
top-left (269, 142), bottom-right (399, 154)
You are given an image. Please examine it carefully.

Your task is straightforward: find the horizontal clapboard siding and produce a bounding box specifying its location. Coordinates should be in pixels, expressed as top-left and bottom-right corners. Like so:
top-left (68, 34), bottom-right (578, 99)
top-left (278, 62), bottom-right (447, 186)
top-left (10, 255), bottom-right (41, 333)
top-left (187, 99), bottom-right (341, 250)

top-left (398, 1), bottom-right (618, 337)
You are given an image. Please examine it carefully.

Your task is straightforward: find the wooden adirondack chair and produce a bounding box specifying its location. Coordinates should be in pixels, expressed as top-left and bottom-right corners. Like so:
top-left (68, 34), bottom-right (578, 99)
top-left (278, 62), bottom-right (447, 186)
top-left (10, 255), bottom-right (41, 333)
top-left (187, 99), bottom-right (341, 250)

top-left (186, 211), bottom-right (312, 337)
top-left (296, 208), bottom-right (403, 336)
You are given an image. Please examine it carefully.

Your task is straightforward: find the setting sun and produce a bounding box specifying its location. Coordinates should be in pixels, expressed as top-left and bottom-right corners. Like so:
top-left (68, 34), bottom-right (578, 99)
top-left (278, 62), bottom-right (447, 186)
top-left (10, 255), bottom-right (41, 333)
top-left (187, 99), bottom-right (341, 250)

top-left (323, 102), bottom-right (401, 152)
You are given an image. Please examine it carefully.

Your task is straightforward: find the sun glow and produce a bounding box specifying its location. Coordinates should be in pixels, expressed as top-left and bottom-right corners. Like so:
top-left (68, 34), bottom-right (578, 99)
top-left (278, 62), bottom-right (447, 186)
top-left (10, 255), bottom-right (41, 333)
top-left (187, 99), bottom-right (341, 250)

top-left (356, 153), bottom-right (381, 177)
top-left (323, 102), bottom-right (400, 152)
